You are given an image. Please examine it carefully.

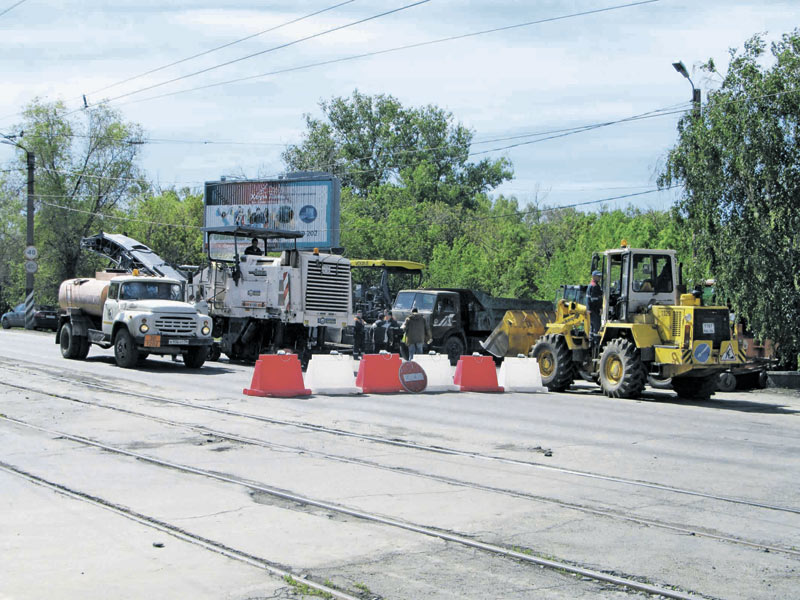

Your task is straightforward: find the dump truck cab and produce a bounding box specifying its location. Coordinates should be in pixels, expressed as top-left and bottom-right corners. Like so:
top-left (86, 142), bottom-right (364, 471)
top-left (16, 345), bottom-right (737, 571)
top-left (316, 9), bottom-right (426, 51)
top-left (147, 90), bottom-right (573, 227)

top-left (533, 243), bottom-right (744, 400)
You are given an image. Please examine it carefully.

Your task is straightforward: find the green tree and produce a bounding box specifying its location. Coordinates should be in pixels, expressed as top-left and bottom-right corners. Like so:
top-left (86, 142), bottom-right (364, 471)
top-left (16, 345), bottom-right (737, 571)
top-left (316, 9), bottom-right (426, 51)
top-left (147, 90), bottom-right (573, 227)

top-left (9, 100), bottom-right (145, 298)
top-left (123, 188), bottom-right (205, 267)
top-left (659, 30), bottom-right (800, 367)
top-left (0, 178), bottom-right (26, 312)
top-left (282, 90), bottom-right (512, 207)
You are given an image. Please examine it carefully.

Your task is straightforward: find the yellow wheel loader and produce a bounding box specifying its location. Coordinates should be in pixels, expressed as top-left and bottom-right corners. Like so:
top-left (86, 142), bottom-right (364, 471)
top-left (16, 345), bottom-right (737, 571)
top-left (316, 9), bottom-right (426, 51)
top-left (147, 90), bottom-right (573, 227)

top-left (532, 243), bottom-right (745, 400)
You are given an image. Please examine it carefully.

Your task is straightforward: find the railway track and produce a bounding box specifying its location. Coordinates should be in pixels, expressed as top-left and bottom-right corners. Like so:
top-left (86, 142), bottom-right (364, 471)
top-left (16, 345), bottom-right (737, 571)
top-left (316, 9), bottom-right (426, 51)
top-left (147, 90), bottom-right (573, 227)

top-left (2, 377), bottom-right (797, 559)
top-left (1, 413), bottom-right (709, 600)
top-left (3, 362), bottom-right (796, 517)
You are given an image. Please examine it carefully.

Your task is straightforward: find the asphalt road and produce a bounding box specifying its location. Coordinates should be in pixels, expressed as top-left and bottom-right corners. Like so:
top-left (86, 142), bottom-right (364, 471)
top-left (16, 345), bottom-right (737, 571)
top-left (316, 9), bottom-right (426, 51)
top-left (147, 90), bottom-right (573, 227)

top-left (1, 329), bottom-right (798, 600)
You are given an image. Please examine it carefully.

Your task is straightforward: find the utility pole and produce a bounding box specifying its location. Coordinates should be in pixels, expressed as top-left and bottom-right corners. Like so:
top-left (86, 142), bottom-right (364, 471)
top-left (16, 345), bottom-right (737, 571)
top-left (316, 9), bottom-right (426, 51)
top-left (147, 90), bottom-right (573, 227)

top-left (672, 61), bottom-right (700, 118)
top-left (24, 151), bottom-right (36, 329)
top-left (1, 132), bottom-right (36, 328)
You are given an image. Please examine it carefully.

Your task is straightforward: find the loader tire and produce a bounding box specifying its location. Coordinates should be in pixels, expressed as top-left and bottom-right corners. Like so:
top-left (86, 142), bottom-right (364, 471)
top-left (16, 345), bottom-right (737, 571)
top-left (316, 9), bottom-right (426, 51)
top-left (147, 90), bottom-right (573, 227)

top-left (599, 338), bottom-right (647, 399)
top-left (532, 334), bottom-right (574, 392)
top-left (672, 374), bottom-right (717, 400)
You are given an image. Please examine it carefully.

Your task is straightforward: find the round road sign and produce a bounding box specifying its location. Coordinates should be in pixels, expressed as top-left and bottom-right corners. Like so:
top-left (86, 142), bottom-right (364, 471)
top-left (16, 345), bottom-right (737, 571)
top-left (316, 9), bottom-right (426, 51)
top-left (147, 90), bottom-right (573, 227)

top-left (24, 246), bottom-right (38, 260)
top-left (399, 360), bottom-right (428, 393)
top-left (24, 260), bottom-right (38, 274)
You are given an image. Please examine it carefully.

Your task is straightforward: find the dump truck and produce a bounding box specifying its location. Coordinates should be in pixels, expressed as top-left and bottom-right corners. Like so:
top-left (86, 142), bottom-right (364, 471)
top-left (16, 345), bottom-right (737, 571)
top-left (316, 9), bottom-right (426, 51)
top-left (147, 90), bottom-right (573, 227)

top-left (531, 242), bottom-right (745, 400)
top-left (392, 288), bottom-right (554, 364)
top-left (57, 270), bottom-right (213, 368)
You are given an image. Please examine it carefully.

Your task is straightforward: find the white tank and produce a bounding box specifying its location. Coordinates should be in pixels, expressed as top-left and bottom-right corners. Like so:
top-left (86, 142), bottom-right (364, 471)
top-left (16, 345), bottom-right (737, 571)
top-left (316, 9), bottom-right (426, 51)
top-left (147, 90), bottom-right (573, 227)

top-left (58, 278), bottom-right (110, 317)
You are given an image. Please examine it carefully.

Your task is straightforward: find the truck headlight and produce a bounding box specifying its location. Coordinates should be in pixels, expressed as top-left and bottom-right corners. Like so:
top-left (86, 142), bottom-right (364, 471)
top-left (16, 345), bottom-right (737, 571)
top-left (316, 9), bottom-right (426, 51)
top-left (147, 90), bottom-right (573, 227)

top-left (201, 321), bottom-right (210, 335)
top-left (139, 323), bottom-right (149, 333)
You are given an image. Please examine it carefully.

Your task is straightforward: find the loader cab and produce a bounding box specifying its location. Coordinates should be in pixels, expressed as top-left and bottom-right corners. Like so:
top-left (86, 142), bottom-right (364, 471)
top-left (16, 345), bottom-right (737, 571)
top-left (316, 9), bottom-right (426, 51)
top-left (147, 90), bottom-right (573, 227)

top-left (601, 246), bottom-right (677, 324)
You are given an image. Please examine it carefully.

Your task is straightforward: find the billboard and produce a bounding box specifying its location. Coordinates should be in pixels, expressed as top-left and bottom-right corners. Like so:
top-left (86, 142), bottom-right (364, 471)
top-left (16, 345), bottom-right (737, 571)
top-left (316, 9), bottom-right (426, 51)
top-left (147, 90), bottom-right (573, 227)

top-left (204, 173), bottom-right (340, 257)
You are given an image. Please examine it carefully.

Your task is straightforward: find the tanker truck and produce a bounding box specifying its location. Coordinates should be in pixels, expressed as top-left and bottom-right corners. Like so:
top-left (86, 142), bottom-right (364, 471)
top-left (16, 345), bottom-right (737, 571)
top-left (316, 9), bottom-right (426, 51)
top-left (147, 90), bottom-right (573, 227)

top-left (56, 271), bottom-right (213, 368)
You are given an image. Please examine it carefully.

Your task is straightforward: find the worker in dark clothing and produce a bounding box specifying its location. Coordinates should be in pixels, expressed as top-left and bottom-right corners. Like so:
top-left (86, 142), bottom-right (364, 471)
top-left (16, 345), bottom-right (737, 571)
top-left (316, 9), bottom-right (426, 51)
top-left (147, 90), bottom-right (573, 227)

top-left (587, 270), bottom-right (603, 338)
top-left (353, 311), bottom-right (365, 359)
top-left (244, 238), bottom-right (263, 256)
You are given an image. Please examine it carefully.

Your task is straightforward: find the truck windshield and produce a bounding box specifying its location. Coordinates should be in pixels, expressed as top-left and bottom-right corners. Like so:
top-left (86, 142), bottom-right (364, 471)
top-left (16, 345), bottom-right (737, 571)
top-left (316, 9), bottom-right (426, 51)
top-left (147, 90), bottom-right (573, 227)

top-left (394, 291), bottom-right (416, 310)
top-left (413, 293), bottom-right (435, 312)
top-left (120, 281), bottom-right (183, 301)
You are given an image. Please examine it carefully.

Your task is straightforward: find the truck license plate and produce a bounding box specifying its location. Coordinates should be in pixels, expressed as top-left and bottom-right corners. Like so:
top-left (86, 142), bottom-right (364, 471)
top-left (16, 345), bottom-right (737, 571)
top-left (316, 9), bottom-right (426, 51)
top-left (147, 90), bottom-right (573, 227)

top-left (168, 339), bottom-right (189, 345)
top-left (702, 323), bottom-right (715, 334)
top-left (144, 335), bottom-right (161, 347)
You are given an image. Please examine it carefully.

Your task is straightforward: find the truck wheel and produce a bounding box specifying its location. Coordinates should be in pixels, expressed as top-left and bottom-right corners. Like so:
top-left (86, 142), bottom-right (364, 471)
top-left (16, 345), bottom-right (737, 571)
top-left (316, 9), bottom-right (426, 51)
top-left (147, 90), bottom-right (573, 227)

top-left (717, 371), bottom-right (737, 392)
top-left (444, 336), bottom-right (465, 366)
top-left (114, 329), bottom-right (139, 368)
top-left (672, 374), bottom-right (717, 401)
top-left (76, 335), bottom-right (90, 359)
top-left (183, 346), bottom-right (207, 369)
top-left (599, 338), bottom-right (647, 399)
top-left (60, 323), bottom-right (80, 359)
top-left (647, 374), bottom-right (673, 390)
top-left (532, 334), bottom-right (574, 392)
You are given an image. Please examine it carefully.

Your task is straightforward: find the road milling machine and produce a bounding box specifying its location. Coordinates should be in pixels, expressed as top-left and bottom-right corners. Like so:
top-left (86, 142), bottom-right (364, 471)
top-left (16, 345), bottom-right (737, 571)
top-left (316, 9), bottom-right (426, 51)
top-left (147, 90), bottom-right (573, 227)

top-left (531, 242), bottom-right (745, 400)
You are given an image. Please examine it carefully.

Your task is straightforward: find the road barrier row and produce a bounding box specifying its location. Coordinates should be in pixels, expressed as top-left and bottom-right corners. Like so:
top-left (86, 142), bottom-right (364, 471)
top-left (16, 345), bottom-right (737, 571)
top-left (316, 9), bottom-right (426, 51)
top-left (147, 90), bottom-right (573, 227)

top-left (243, 352), bottom-right (544, 398)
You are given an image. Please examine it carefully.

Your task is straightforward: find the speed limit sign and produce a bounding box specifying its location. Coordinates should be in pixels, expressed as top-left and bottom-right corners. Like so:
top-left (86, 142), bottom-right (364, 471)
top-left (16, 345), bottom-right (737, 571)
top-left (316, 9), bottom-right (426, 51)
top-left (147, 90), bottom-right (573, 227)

top-left (25, 260), bottom-right (38, 274)
top-left (24, 246), bottom-right (38, 260)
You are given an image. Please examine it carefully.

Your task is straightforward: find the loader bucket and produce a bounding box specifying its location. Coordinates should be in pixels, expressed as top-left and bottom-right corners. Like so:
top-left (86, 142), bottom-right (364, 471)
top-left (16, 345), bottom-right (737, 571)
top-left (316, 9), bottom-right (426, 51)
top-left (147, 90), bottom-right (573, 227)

top-left (481, 309), bottom-right (555, 358)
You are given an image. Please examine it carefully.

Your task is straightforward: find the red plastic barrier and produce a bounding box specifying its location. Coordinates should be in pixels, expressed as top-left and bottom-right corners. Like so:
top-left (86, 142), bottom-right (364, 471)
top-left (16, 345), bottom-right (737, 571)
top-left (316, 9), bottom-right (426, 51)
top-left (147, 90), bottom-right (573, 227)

top-left (355, 353), bottom-right (403, 394)
top-left (243, 353), bottom-right (311, 397)
top-left (453, 355), bottom-right (504, 393)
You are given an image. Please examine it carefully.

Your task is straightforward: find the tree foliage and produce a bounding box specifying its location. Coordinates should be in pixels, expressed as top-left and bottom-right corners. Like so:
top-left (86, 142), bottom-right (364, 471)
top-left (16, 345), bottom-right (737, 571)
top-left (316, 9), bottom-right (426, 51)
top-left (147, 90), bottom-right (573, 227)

top-left (282, 90), bottom-right (512, 207)
top-left (660, 29), bottom-right (800, 366)
top-left (7, 100), bottom-right (146, 300)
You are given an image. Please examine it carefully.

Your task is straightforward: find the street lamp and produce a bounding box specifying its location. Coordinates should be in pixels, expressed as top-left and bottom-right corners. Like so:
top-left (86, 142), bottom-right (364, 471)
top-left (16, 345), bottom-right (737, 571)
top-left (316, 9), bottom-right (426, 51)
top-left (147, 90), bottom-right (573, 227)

top-left (672, 61), bottom-right (701, 118)
top-left (1, 132), bottom-right (36, 329)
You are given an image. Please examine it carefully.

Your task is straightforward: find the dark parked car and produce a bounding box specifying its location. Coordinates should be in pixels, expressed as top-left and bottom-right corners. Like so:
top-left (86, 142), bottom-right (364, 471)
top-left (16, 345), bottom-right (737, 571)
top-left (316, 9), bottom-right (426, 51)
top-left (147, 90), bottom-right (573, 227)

top-left (1, 303), bottom-right (59, 331)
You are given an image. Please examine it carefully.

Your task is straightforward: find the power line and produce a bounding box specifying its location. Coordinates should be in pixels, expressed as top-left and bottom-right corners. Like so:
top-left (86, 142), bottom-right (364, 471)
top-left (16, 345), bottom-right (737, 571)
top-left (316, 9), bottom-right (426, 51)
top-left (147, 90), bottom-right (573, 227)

top-left (86, 0), bottom-right (432, 110)
top-left (0, 0), bottom-right (26, 18)
top-left (110, 0), bottom-right (661, 108)
top-left (83, 0), bottom-right (359, 101)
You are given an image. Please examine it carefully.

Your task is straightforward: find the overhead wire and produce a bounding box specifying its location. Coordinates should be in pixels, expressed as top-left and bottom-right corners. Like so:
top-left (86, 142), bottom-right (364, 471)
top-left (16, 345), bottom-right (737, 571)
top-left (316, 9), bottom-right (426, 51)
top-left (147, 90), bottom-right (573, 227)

top-left (81, 0), bottom-right (433, 111)
top-left (0, 0), bottom-right (26, 18)
top-left (108, 0), bottom-right (662, 109)
top-left (84, 0), bottom-right (359, 100)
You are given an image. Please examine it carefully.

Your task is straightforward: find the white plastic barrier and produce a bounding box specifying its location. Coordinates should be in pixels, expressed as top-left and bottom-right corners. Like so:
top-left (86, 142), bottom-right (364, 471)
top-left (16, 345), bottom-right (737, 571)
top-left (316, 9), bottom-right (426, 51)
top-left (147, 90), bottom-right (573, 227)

top-left (413, 353), bottom-right (457, 392)
top-left (305, 353), bottom-right (361, 395)
top-left (498, 356), bottom-right (546, 393)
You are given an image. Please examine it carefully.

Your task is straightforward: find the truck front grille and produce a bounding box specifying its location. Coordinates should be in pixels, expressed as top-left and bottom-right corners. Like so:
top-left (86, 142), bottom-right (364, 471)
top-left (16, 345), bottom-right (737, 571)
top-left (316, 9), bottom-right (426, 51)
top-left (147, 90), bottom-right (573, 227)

top-left (155, 316), bottom-right (196, 334)
top-left (305, 261), bottom-right (351, 313)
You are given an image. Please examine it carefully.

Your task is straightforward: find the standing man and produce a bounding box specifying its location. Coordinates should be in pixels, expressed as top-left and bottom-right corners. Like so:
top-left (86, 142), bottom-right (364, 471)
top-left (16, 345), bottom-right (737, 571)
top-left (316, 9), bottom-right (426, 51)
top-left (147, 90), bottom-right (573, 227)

top-left (353, 311), bottom-right (365, 359)
top-left (587, 270), bottom-right (603, 339)
top-left (401, 308), bottom-right (432, 360)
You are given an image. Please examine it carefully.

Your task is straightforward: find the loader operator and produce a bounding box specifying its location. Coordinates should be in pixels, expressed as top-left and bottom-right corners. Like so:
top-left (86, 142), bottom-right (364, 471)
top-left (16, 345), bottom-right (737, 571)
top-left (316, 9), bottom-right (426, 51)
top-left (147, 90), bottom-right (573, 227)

top-left (588, 270), bottom-right (603, 339)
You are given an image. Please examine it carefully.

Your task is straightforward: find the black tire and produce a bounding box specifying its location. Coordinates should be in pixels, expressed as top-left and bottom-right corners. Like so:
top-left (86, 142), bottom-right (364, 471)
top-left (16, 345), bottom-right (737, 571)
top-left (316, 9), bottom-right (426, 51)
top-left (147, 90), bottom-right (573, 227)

top-left (60, 323), bottom-right (80, 359)
top-left (598, 338), bottom-right (647, 399)
top-left (532, 334), bottom-right (575, 392)
top-left (114, 328), bottom-right (139, 369)
top-left (647, 374), bottom-right (673, 390)
top-left (183, 346), bottom-right (208, 369)
top-left (672, 374), bottom-right (718, 400)
top-left (444, 336), bottom-right (465, 366)
top-left (208, 343), bottom-right (221, 362)
top-left (757, 370), bottom-right (768, 389)
top-left (717, 371), bottom-right (737, 392)
top-left (76, 335), bottom-right (90, 359)
top-left (2, 317), bottom-right (10, 329)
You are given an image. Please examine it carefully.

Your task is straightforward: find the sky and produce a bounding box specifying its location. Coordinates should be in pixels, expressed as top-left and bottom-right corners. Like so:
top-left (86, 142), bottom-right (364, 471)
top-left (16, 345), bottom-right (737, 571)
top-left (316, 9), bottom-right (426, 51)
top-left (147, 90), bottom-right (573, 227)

top-left (0, 0), bottom-right (797, 213)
